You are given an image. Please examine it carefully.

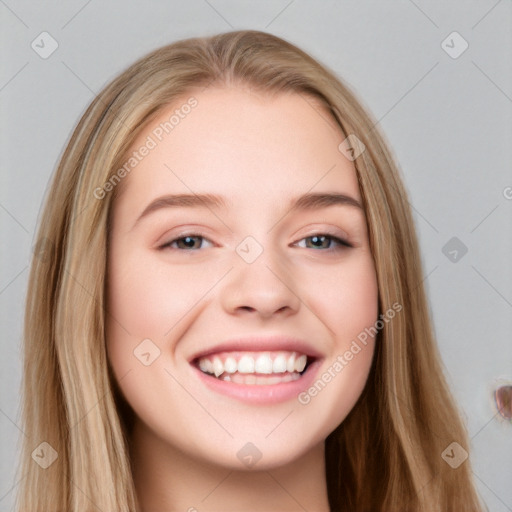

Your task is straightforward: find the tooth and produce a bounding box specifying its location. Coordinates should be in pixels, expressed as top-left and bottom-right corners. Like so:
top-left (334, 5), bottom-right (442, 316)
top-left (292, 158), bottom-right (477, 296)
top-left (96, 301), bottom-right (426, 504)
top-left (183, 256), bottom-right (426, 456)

top-left (199, 351), bottom-right (309, 378)
top-left (238, 355), bottom-right (255, 373)
top-left (244, 374), bottom-right (256, 385)
top-left (295, 354), bottom-right (307, 372)
top-left (222, 374), bottom-right (231, 382)
top-left (286, 353), bottom-right (296, 373)
top-left (199, 358), bottom-right (214, 374)
top-left (254, 353), bottom-right (273, 374)
top-left (224, 356), bottom-right (237, 374)
top-left (212, 356), bottom-right (224, 377)
top-left (231, 372), bottom-right (245, 384)
top-left (272, 354), bottom-right (287, 373)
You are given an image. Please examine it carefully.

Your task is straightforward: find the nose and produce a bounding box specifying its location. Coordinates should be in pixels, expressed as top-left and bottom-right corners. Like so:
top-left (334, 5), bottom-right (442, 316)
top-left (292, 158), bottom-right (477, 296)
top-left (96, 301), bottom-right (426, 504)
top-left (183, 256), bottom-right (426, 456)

top-left (220, 243), bottom-right (301, 319)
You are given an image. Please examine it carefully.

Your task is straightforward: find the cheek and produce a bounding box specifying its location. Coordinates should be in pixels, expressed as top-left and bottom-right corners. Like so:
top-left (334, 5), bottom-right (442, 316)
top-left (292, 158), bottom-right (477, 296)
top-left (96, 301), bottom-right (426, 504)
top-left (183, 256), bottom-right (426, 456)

top-left (295, 253), bottom-right (378, 431)
top-left (106, 246), bottom-right (226, 395)
top-left (106, 248), bottom-right (206, 427)
top-left (107, 248), bottom-right (213, 338)
top-left (305, 252), bottom-right (379, 340)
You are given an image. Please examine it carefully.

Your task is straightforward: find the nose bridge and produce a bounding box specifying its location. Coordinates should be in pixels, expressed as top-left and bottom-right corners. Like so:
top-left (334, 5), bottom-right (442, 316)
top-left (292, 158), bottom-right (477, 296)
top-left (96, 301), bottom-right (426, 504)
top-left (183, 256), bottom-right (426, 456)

top-left (220, 233), bottom-right (301, 316)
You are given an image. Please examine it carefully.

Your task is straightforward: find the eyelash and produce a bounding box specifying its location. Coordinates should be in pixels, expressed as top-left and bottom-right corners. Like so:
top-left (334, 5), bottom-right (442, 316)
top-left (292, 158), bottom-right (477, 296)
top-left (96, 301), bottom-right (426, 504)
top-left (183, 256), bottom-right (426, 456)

top-left (159, 233), bottom-right (352, 253)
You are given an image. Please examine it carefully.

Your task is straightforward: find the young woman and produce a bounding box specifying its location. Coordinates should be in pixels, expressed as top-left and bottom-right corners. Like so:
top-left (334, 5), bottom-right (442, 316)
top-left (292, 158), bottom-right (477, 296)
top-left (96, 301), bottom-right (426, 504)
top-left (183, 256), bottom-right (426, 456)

top-left (17, 30), bottom-right (485, 511)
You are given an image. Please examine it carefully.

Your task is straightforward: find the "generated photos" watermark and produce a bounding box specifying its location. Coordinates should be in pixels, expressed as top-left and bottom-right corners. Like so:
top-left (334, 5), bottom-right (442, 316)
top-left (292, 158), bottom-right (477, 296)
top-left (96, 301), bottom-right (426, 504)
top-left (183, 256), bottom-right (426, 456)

top-left (298, 302), bottom-right (403, 405)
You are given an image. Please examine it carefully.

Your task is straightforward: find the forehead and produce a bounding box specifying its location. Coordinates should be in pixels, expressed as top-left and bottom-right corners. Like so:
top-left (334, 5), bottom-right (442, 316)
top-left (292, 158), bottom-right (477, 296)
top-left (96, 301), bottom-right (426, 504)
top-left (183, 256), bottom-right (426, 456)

top-left (113, 86), bottom-right (360, 217)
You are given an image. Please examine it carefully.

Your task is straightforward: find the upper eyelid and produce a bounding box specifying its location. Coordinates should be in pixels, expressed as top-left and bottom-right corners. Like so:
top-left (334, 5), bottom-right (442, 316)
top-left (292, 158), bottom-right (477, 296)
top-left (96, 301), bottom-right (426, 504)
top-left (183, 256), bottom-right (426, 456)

top-left (160, 223), bottom-right (350, 241)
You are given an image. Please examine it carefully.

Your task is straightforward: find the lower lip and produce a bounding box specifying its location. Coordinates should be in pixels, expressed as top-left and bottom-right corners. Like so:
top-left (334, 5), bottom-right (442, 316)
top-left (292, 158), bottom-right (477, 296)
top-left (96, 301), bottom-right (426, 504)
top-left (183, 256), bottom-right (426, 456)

top-left (192, 359), bottom-right (322, 404)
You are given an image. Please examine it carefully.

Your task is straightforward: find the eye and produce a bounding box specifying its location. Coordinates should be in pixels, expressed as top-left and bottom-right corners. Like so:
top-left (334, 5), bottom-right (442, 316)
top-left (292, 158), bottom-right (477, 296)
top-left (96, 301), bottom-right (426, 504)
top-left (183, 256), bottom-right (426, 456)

top-left (159, 232), bottom-right (352, 252)
top-left (159, 234), bottom-right (213, 251)
top-left (295, 233), bottom-right (352, 252)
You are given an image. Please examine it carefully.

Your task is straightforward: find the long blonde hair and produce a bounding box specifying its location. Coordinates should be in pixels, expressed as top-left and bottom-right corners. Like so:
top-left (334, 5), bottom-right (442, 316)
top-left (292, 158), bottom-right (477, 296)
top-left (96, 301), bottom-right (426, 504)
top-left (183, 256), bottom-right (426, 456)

top-left (17, 30), bottom-right (485, 511)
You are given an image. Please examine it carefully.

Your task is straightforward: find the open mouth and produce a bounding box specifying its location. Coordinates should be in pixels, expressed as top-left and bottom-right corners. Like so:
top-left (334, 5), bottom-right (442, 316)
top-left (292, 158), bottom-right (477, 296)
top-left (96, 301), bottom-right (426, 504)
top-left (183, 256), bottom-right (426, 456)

top-left (192, 351), bottom-right (315, 386)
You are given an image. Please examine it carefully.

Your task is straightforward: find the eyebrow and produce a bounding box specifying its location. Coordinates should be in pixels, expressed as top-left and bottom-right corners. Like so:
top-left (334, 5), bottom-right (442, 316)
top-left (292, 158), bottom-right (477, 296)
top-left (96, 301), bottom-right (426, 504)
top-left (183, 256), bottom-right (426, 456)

top-left (132, 192), bottom-right (363, 228)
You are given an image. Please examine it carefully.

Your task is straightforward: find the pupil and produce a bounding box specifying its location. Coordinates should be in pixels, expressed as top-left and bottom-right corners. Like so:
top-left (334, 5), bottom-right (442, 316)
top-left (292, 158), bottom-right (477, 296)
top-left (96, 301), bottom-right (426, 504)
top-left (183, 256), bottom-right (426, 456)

top-left (311, 235), bottom-right (326, 248)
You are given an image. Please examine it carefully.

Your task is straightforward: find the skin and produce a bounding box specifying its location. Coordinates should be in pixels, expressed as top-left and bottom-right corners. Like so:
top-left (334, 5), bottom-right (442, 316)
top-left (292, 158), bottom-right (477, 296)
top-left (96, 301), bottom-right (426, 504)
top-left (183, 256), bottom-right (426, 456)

top-left (106, 85), bottom-right (379, 512)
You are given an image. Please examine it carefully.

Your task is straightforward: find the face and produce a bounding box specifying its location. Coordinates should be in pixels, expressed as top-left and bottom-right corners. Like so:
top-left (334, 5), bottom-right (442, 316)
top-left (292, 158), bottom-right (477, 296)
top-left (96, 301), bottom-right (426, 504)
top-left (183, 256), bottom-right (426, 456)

top-left (106, 85), bottom-right (379, 470)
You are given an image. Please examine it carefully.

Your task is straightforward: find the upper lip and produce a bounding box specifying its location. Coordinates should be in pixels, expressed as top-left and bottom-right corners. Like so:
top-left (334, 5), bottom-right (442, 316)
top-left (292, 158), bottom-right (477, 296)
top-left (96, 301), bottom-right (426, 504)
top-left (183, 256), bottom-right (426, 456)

top-left (188, 335), bottom-right (323, 363)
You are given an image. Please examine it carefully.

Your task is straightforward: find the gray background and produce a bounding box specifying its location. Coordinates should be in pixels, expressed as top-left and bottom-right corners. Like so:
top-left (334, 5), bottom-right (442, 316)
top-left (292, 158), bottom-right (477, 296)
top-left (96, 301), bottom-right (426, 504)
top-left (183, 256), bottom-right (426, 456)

top-left (1, 1), bottom-right (511, 510)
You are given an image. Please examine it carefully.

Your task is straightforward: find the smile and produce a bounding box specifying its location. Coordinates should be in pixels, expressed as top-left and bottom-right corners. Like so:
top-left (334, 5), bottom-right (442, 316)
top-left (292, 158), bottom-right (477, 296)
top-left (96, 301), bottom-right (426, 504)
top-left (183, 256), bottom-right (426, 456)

top-left (188, 336), bottom-right (323, 403)
top-left (196, 351), bottom-right (309, 385)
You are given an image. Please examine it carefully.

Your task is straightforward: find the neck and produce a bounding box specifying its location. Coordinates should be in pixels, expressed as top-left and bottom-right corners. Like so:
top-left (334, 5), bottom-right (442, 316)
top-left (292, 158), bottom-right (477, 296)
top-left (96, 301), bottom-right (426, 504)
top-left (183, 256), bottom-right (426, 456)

top-left (130, 419), bottom-right (331, 512)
